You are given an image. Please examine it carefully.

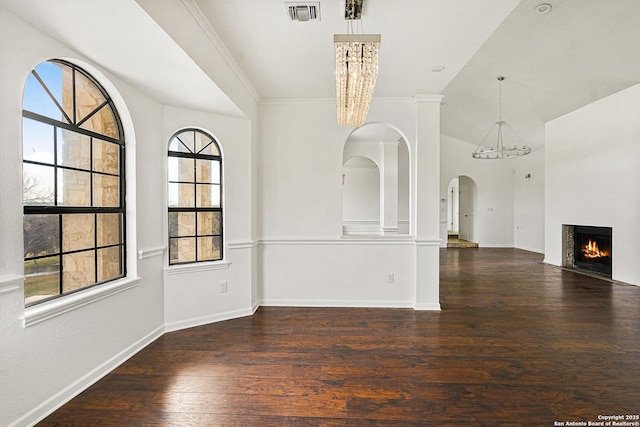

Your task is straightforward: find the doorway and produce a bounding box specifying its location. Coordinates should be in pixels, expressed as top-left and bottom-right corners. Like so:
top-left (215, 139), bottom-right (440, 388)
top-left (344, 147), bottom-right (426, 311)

top-left (447, 175), bottom-right (478, 248)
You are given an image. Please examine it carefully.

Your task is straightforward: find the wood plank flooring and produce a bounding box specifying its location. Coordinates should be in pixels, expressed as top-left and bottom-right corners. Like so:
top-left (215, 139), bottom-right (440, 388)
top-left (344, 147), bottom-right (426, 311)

top-left (39, 248), bottom-right (640, 426)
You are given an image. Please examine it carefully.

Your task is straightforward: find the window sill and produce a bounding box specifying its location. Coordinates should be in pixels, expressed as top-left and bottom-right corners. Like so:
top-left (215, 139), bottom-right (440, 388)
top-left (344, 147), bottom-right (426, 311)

top-left (164, 260), bottom-right (231, 276)
top-left (23, 277), bottom-right (140, 328)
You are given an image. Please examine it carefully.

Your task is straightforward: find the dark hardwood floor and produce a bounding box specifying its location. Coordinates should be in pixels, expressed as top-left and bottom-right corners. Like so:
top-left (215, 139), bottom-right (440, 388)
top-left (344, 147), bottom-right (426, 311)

top-left (39, 248), bottom-right (640, 426)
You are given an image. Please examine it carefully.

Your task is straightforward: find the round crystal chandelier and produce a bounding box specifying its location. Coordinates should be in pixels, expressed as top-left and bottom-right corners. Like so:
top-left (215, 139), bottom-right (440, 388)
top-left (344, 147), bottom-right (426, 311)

top-left (472, 76), bottom-right (532, 159)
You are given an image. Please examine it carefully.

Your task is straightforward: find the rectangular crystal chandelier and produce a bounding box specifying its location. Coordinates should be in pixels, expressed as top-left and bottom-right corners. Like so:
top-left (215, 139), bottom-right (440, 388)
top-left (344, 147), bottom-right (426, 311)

top-left (334, 34), bottom-right (381, 127)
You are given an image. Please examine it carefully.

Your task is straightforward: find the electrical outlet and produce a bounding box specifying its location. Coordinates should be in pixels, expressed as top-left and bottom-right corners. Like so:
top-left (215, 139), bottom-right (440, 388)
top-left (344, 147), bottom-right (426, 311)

top-left (220, 281), bottom-right (228, 293)
top-left (387, 273), bottom-right (395, 284)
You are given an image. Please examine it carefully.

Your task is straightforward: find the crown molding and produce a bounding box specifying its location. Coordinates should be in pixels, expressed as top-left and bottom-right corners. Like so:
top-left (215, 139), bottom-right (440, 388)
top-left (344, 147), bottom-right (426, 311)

top-left (413, 94), bottom-right (444, 103)
top-left (180, 0), bottom-right (262, 104)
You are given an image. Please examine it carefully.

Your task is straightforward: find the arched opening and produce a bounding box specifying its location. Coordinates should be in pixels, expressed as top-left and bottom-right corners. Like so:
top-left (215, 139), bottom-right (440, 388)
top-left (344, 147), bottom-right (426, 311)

top-left (446, 175), bottom-right (478, 247)
top-left (342, 123), bottom-right (410, 236)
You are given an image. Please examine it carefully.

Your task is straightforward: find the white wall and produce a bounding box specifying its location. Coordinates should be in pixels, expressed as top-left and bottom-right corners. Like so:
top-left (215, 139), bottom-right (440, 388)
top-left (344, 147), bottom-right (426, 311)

top-left (133, 0), bottom-right (262, 308)
top-left (258, 101), bottom-right (351, 239)
top-left (0, 6), bottom-right (258, 425)
top-left (342, 159), bottom-right (381, 222)
top-left (545, 84), bottom-right (640, 286)
top-left (258, 98), bottom-right (441, 309)
top-left (162, 106), bottom-right (255, 331)
top-left (0, 3), bottom-right (446, 424)
top-left (440, 134), bottom-right (515, 247)
top-left (0, 9), bottom-right (165, 426)
top-left (513, 150), bottom-right (545, 253)
top-left (261, 241), bottom-right (416, 307)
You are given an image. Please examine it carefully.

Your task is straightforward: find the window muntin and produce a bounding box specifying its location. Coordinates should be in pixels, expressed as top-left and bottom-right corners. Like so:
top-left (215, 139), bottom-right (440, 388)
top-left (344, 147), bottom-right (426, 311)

top-left (168, 129), bottom-right (222, 265)
top-left (22, 59), bottom-right (125, 306)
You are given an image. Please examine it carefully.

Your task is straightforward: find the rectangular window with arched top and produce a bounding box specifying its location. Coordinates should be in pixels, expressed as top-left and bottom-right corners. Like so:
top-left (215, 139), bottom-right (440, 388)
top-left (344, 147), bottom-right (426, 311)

top-left (22, 59), bottom-right (126, 306)
top-left (168, 129), bottom-right (223, 264)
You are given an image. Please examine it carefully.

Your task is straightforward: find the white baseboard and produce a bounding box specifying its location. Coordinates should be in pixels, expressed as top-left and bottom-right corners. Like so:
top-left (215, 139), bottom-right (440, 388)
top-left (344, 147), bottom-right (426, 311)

top-left (164, 307), bottom-right (254, 333)
top-left (251, 301), bottom-right (260, 314)
top-left (513, 245), bottom-right (544, 254)
top-left (413, 303), bottom-right (442, 311)
top-left (11, 324), bottom-right (164, 427)
top-left (478, 243), bottom-right (512, 248)
top-left (260, 299), bottom-right (414, 309)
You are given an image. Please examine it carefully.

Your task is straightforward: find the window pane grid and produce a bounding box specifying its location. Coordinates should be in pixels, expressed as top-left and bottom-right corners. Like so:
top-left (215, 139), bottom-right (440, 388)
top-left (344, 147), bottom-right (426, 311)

top-left (167, 233), bottom-right (220, 239)
top-left (24, 243), bottom-right (124, 259)
top-left (23, 59), bottom-right (125, 306)
top-left (176, 135), bottom-right (194, 153)
top-left (25, 244), bottom-right (124, 259)
top-left (28, 164), bottom-right (120, 178)
top-left (197, 141), bottom-right (214, 155)
top-left (168, 128), bottom-right (222, 265)
top-left (24, 110), bottom-right (124, 146)
top-left (168, 209), bottom-right (222, 237)
top-left (23, 209), bottom-right (124, 305)
top-left (31, 68), bottom-right (73, 124)
top-left (167, 151), bottom-right (221, 161)
top-left (23, 120), bottom-right (123, 208)
top-left (77, 99), bottom-right (110, 128)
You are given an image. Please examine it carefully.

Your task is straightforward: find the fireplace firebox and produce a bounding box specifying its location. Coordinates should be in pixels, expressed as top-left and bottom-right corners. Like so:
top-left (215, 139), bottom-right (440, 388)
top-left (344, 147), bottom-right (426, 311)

top-left (562, 225), bottom-right (612, 278)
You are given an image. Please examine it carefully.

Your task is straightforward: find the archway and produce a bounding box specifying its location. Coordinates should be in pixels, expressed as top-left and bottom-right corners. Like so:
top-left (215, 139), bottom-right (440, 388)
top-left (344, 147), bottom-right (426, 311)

top-left (342, 123), bottom-right (410, 236)
top-left (446, 175), bottom-right (478, 247)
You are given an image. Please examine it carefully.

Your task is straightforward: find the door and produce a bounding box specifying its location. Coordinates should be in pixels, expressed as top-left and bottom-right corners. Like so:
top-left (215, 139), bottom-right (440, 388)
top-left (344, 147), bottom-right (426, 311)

top-left (447, 177), bottom-right (459, 233)
top-left (458, 176), bottom-right (474, 241)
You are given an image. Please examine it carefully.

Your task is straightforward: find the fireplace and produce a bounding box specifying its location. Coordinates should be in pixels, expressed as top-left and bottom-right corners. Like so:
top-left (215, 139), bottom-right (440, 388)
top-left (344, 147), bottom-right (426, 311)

top-left (562, 225), bottom-right (612, 278)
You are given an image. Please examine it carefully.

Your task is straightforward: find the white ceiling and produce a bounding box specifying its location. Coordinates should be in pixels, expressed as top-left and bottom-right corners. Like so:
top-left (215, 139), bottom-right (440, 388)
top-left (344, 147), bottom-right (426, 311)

top-left (4, 0), bottom-right (640, 151)
top-left (441, 0), bottom-right (640, 149)
top-left (194, 0), bottom-right (520, 99)
top-left (193, 0), bottom-right (640, 150)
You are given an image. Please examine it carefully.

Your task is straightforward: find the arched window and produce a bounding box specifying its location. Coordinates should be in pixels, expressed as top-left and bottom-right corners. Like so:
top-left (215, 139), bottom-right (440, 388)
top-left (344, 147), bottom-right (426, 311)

top-left (22, 59), bottom-right (125, 306)
top-left (168, 129), bottom-right (222, 264)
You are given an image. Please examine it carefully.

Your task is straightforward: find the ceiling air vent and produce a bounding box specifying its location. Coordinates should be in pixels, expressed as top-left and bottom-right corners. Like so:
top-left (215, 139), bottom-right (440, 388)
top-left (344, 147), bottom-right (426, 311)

top-left (286, 2), bottom-right (320, 22)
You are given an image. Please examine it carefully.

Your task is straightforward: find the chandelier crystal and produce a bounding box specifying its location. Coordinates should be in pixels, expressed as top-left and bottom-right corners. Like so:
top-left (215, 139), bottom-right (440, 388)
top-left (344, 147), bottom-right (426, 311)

top-left (472, 76), bottom-right (532, 159)
top-left (334, 34), bottom-right (380, 127)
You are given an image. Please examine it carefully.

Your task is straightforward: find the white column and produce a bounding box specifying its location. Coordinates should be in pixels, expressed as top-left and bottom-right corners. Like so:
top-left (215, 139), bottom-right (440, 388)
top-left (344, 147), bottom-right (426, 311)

top-left (414, 95), bottom-right (443, 310)
top-left (382, 140), bottom-right (399, 235)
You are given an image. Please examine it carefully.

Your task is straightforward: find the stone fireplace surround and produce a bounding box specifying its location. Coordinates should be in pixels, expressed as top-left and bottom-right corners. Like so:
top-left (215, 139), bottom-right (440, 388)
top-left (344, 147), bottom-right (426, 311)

top-left (562, 224), bottom-right (612, 279)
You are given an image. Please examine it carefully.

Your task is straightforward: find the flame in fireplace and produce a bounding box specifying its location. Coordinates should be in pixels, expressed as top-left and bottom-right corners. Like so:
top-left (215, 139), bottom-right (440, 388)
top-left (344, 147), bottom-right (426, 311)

top-left (581, 239), bottom-right (610, 259)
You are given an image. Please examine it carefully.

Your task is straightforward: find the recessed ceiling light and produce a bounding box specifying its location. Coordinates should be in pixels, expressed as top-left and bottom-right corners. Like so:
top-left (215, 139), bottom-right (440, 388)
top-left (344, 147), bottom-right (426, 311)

top-left (534, 3), bottom-right (552, 14)
top-left (431, 65), bottom-right (446, 72)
